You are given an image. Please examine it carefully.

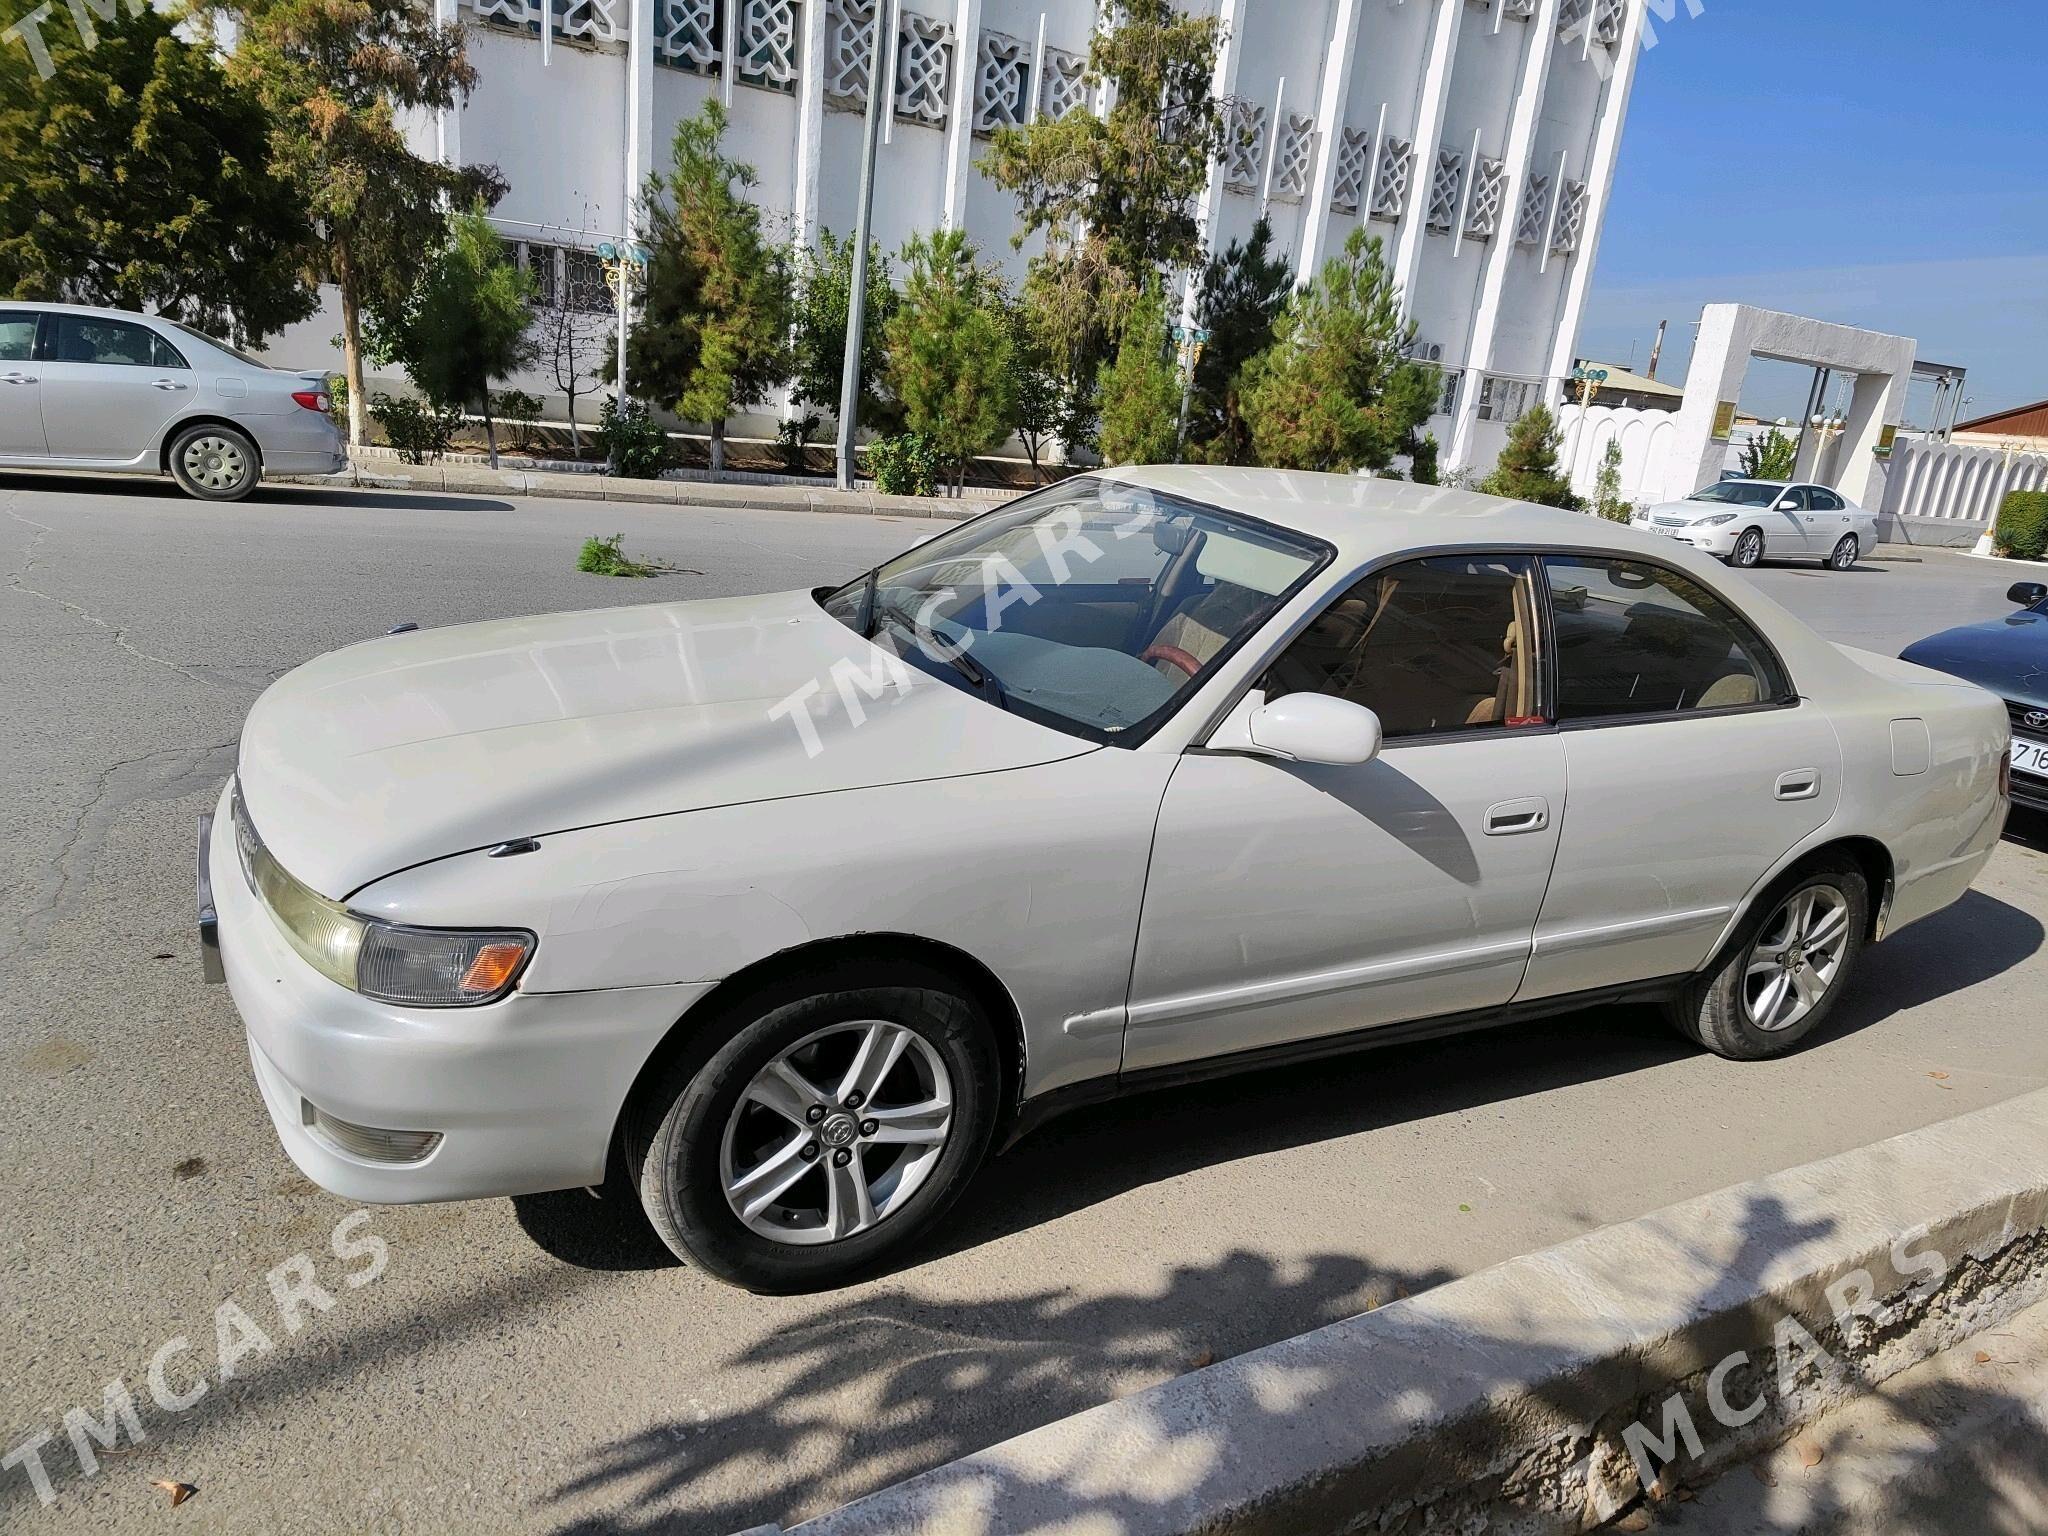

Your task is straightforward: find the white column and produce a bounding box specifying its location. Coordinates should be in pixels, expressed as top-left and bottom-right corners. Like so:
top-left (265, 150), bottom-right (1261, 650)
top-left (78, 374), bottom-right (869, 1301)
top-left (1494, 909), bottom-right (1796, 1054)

top-left (941, 0), bottom-right (986, 231)
top-left (793, 0), bottom-right (830, 248)
top-left (1391, 0), bottom-right (1466, 305)
top-left (624, 0), bottom-right (656, 237)
top-left (1542, 0), bottom-right (1647, 391)
top-left (435, 0), bottom-right (463, 167)
top-left (1446, 0), bottom-right (1560, 470)
top-left (1295, 0), bottom-right (1362, 286)
top-left (1178, 0), bottom-right (1246, 338)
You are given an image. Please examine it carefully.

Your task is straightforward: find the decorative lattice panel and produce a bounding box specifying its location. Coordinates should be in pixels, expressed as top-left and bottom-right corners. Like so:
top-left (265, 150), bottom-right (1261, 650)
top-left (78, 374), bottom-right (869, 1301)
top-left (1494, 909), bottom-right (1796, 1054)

top-left (1514, 173), bottom-right (1551, 246)
top-left (1463, 156), bottom-right (1507, 241)
top-left (1557, 0), bottom-right (1590, 37)
top-left (476, 0), bottom-right (626, 45)
top-left (1425, 149), bottom-right (1463, 233)
top-left (734, 0), bottom-right (799, 90)
top-left (1552, 179), bottom-right (1589, 254)
top-left (1040, 48), bottom-right (1087, 120)
top-left (894, 11), bottom-right (952, 126)
top-left (824, 0), bottom-right (875, 109)
top-left (1593, 0), bottom-right (1625, 45)
top-left (972, 30), bottom-right (1030, 133)
top-left (1499, 0), bottom-right (1537, 18)
top-left (1221, 98), bottom-right (1267, 192)
top-left (1331, 126), bottom-right (1371, 214)
top-left (654, 0), bottom-right (719, 71)
top-left (1370, 136), bottom-right (1412, 221)
top-left (1271, 112), bottom-right (1316, 201)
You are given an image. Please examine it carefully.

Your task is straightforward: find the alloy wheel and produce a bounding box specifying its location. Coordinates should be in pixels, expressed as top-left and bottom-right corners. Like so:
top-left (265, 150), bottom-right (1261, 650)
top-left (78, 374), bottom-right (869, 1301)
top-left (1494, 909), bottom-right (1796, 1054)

top-left (719, 1020), bottom-right (954, 1245)
top-left (181, 434), bottom-right (249, 493)
top-left (1832, 535), bottom-right (1858, 570)
top-left (1743, 885), bottom-right (1851, 1032)
top-left (1734, 530), bottom-right (1763, 567)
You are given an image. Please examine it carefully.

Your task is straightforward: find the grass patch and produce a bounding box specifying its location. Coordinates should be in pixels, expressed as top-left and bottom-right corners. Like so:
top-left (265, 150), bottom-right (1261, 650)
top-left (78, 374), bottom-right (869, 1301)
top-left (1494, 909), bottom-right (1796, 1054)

top-left (577, 532), bottom-right (663, 578)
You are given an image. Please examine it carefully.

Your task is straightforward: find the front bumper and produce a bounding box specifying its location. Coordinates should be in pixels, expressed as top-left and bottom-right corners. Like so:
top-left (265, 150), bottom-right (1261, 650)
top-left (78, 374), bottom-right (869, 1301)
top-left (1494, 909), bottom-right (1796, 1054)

top-left (205, 782), bottom-right (713, 1202)
top-left (1636, 521), bottom-right (1740, 557)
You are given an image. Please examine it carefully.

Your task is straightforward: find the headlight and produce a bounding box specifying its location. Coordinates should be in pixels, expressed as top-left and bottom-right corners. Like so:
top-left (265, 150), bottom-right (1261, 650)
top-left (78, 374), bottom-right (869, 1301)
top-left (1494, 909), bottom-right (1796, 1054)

top-left (1699, 514), bottom-right (1738, 526)
top-left (232, 786), bottom-right (532, 1006)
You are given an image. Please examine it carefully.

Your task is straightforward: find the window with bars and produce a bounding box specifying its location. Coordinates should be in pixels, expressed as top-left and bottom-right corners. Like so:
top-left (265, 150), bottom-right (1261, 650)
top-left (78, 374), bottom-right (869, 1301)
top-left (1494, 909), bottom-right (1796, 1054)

top-left (1476, 375), bottom-right (1536, 424)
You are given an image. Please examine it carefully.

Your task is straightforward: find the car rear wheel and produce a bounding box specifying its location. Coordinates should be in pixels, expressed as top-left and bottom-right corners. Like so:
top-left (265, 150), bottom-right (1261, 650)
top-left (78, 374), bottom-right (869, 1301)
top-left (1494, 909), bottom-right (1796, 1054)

top-left (168, 424), bottom-right (259, 502)
top-left (1829, 534), bottom-right (1859, 571)
top-left (1729, 527), bottom-right (1765, 569)
top-left (629, 962), bottom-right (1000, 1292)
top-left (1664, 858), bottom-right (1868, 1060)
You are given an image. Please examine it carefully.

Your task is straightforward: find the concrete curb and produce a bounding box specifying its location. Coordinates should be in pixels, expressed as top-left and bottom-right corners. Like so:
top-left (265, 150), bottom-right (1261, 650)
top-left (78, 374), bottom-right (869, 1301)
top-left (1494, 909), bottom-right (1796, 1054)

top-left (270, 464), bottom-right (994, 520)
top-left (751, 1090), bottom-right (2048, 1536)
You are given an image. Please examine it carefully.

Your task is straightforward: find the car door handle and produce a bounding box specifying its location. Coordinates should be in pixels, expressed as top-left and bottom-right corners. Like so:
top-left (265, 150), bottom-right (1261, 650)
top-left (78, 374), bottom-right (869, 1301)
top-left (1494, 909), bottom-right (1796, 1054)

top-left (152, 379), bottom-right (189, 391)
top-left (1484, 797), bottom-right (1550, 836)
top-left (0, 371), bottom-right (34, 384)
top-left (1775, 770), bottom-right (1821, 801)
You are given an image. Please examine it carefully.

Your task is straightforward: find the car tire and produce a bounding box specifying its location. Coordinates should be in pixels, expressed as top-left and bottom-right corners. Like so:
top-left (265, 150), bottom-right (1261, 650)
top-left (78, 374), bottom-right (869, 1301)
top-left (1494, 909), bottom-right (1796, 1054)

top-left (1829, 534), bottom-right (1859, 571)
top-left (167, 423), bottom-right (260, 502)
top-left (628, 961), bottom-right (1001, 1292)
top-left (1729, 527), bottom-right (1765, 569)
top-left (1664, 857), bottom-right (1868, 1060)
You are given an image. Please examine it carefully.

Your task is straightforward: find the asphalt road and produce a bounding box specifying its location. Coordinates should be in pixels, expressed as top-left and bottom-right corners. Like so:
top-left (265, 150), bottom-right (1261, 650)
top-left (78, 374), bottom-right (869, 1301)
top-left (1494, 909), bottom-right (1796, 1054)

top-left (4, 473), bottom-right (2046, 1535)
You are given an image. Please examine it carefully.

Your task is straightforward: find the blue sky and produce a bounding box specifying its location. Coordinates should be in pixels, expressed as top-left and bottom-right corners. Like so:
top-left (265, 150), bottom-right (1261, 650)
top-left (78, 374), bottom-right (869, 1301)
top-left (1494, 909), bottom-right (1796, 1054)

top-left (1580, 0), bottom-right (2048, 424)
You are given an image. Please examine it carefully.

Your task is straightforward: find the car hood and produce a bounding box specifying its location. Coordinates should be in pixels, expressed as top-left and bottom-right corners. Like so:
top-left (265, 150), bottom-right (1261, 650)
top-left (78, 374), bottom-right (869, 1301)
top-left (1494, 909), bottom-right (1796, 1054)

top-left (236, 588), bottom-right (1094, 898)
top-left (1643, 501), bottom-right (1734, 524)
top-left (1898, 611), bottom-right (2048, 706)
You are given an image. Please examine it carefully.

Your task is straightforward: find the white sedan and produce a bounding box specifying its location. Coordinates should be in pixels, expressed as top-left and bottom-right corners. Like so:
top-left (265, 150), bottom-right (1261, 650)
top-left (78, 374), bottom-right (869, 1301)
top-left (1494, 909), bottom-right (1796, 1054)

top-left (203, 469), bottom-right (2008, 1290)
top-left (1633, 479), bottom-right (1878, 571)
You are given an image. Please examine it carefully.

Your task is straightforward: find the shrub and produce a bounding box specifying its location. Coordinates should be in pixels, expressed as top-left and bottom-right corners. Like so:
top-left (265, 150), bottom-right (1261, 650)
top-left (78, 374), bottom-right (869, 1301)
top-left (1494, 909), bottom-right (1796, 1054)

top-left (776, 410), bottom-right (822, 472)
top-left (368, 393), bottom-right (461, 464)
top-left (1997, 491), bottom-right (2048, 561)
top-left (593, 396), bottom-right (671, 479)
top-left (866, 432), bottom-right (943, 497)
top-left (491, 389), bottom-right (546, 454)
top-left (576, 532), bottom-right (659, 577)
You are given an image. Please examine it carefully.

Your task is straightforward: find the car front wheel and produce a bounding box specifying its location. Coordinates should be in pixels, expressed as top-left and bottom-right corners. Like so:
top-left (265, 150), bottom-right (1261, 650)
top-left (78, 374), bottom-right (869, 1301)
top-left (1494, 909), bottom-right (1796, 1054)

top-left (629, 963), bottom-right (1000, 1292)
top-left (1665, 858), bottom-right (1868, 1059)
top-left (168, 423), bottom-right (260, 501)
top-left (1729, 527), bottom-right (1765, 569)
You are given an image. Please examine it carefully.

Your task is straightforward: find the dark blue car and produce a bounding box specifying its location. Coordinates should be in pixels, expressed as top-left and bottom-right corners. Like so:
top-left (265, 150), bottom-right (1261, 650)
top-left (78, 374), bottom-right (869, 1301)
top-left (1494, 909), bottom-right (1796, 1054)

top-left (1902, 579), bottom-right (2048, 812)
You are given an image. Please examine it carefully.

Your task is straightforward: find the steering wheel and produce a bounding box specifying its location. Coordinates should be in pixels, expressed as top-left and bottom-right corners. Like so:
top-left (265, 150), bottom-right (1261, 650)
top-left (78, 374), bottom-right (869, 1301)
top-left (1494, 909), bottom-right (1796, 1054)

top-left (1140, 643), bottom-right (1202, 678)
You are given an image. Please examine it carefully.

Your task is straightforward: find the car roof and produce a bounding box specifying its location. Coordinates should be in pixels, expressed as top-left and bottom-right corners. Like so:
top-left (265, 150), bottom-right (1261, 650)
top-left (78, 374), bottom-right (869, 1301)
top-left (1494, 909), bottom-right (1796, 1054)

top-left (0, 298), bottom-right (180, 325)
top-left (1098, 464), bottom-right (1657, 564)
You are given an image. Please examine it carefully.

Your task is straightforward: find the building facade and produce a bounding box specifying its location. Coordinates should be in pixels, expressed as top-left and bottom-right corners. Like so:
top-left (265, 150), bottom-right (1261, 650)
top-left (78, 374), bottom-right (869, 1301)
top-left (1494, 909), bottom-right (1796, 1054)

top-left (277, 0), bottom-right (1648, 472)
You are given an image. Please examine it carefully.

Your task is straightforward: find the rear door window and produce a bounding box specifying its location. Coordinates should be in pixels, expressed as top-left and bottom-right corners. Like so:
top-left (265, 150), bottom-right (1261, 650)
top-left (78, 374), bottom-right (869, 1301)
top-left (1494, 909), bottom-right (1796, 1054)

top-left (0, 312), bottom-right (35, 361)
top-left (51, 315), bottom-right (162, 366)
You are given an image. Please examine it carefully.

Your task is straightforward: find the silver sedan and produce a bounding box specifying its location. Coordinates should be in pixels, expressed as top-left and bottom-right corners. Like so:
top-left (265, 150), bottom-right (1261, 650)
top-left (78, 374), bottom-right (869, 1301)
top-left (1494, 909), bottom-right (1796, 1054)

top-left (0, 300), bottom-right (347, 501)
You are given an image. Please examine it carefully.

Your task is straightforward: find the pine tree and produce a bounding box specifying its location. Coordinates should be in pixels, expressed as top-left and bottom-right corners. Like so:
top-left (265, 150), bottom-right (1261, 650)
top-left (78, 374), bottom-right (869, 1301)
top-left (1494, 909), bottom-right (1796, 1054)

top-left (227, 0), bottom-right (502, 445)
top-left (1185, 217), bottom-right (1294, 464)
top-left (1479, 404), bottom-right (1583, 509)
top-left (1239, 229), bottom-right (1436, 475)
top-left (1096, 284), bottom-right (1181, 466)
top-left (0, 2), bottom-right (314, 344)
top-left (372, 204), bottom-right (536, 469)
top-left (883, 230), bottom-right (1015, 496)
top-left (1591, 436), bottom-right (1629, 521)
top-left (629, 100), bottom-right (791, 476)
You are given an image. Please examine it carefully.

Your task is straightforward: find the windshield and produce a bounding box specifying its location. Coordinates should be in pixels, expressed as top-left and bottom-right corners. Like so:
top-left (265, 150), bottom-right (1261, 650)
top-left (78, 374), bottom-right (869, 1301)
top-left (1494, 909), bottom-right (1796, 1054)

top-left (165, 320), bottom-right (270, 369)
top-left (1688, 482), bottom-right (1782, 508)
top-left (821, 478), bottom-right (1330, 744)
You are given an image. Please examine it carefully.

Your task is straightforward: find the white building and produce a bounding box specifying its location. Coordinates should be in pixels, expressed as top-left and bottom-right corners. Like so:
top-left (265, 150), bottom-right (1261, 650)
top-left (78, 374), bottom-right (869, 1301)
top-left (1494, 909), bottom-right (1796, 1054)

top-left (279, 0), bottom-right (1647, 473)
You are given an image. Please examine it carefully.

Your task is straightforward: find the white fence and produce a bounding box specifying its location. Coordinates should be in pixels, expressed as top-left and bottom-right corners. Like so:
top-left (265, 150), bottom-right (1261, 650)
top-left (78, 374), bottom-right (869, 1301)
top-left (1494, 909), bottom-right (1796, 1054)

top-left (1556, 404), bottom-right (1688, 510)
top-left (1881, 438), bottom-right (2048, 537)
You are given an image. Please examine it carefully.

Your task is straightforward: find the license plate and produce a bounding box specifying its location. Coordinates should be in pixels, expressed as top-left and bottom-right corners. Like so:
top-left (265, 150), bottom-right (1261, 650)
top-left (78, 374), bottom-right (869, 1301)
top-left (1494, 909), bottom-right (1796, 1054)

top-left (2013, 736), bottom-right (2048, 778)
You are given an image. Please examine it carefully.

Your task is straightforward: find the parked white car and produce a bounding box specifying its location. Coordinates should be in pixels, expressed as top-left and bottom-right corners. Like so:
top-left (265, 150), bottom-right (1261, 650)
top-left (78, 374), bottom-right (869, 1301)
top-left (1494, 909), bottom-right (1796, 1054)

top-left (0, 301), bottom-right (346, 500)
top-left (1633, 479), bottom-right (1878, 570)
top-left (202, 469), bottom-right (2008, 1290)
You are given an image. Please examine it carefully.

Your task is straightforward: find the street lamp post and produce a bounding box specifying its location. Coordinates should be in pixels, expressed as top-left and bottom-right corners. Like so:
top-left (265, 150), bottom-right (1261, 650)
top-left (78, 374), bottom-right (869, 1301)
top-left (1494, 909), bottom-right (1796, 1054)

top-left (599, 240), bottom-right (649, 459)
top-left (835, 3), bottom-right (894, 492)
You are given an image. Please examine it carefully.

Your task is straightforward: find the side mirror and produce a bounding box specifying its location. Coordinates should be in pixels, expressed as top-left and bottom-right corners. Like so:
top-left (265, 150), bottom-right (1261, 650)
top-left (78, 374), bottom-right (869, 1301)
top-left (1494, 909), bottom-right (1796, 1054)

top-left (2009, 582), bottom-right (2047, 608)
top-left (1775, 499), bottom-right (1800, 511)
top-left (1212, 691), bottom-right (1382, 765)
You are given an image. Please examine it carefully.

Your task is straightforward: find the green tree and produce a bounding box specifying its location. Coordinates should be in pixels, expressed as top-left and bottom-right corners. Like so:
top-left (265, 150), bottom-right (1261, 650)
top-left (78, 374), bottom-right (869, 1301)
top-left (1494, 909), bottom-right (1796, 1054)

top-left (1479, 404), bottom-right (1582, 509)
top-left (0, 3), bottom-right (314, 344)
top-left (227, 0), bottom-right (501, 446)
top-left (628, 100), bottom-right (791, 476)
top-left (980, 0), bottom-right (1223, 418)
top-left (1740, 426), bottom-right (1798, 481)
top-left (372, 204), bottom-right (536, 469)
top-left (1239, 229), bottom-right (1436, 475)
top-left (883, 229), bottom-right (1015, 497)
top-left (789, 229), bottom-right (899, 433)
top-left (1005, 293), bottom-right (1066, 483)
top-left (1591, 436), bottom-right (1629, 521)
top-left (1410, 431), bottom-right (1441, 486)
top-left (1096, 284), bottom-right (1180, 466)
top-left (1185, 217), bottom-right (1294, 464)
